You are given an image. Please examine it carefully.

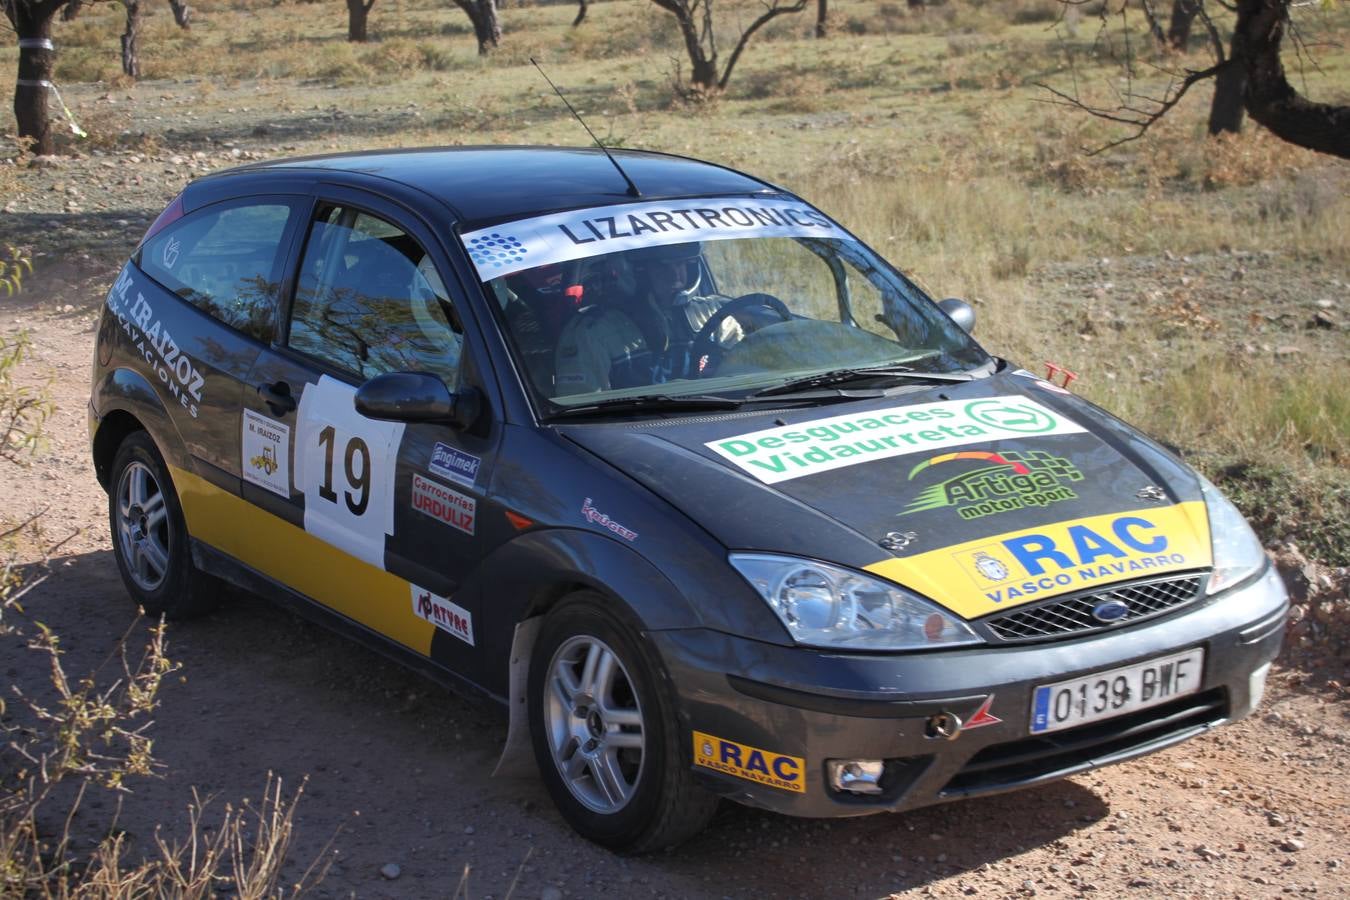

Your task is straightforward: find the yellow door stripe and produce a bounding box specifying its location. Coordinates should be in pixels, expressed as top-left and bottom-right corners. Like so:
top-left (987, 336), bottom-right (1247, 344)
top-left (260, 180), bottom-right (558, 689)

top-left (865, 501), bottom-right (1212, 620)
top-left (170, 465), bottom-right (435, 655)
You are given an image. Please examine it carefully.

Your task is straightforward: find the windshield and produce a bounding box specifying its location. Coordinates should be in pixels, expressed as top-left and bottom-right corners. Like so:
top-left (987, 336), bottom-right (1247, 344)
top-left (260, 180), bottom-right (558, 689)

top-left (463, 196), bottom-right (988, 411)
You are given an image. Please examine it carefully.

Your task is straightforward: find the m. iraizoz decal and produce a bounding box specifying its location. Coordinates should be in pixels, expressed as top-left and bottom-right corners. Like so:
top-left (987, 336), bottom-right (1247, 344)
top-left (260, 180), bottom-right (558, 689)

top-left (428, 443), bottom-right (480, 488)
top-left (241, 409), bottom-right (290, 498)
top-left (865, 502), bottom-right (1214, 619)
top-left (105, 267), bottom-right (205, 417)
top-left (692, 731), bottom-right (805, 794)
top-left (411, 585), bottom-right (474, 646)
top-left (706, 397), bottom-right (1085, 485)
top-left (460, 196), bottom-right (853, 281)
top-left (411, 473), bottom-right (476, 536)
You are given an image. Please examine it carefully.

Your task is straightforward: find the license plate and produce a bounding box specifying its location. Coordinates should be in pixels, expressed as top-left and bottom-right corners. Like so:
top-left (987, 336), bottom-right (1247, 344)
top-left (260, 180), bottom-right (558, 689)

top-left (1030, 648), bottom-right (1205, 734)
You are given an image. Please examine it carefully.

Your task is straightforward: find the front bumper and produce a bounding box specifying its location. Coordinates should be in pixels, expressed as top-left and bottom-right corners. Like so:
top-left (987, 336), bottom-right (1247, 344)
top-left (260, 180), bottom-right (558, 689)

top-left (654, 564), bottom-right (1288, 818)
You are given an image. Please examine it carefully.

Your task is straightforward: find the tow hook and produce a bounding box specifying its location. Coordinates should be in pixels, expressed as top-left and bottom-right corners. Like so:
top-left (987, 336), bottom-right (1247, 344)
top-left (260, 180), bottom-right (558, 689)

top-left (926, 711), bottom-right (963, 741)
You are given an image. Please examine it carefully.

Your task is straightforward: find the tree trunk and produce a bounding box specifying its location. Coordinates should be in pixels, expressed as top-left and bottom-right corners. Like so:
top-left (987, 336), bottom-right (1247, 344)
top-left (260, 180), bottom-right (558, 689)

top-left (1236, 0), bottom-right (1350, 157)
top-left (572, 0), bottom-right (587, 27)
top-left (1208, 58), bottom-right (1246, 135)
top-left (1166, 0), bottom-right (1195, 50)
top-left (452, 0), bottom-right (500, 54)
top-left (8, 1), bottom-right (64, 157)
top-left (477, 0), bottom-right (501, 54)
top-left (347, 0), bottom-right (373, 42)
top-left (167, 0), bottom-right (191, 28)
top-left (121, 0), bottom-right (142, 79)
top-left (815, 0), bottom-right (826, 38)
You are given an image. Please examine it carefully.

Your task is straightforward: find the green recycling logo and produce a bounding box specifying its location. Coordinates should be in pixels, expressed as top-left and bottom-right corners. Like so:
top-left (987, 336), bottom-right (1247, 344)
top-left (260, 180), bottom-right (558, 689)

top-left (965, 399), bottom-right (1059, 434)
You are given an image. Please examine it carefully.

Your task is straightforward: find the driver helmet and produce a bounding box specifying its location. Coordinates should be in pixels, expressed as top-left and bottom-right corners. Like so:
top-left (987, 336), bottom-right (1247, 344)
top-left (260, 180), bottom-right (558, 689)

top-left (631, 241), bottom-right (703, 307)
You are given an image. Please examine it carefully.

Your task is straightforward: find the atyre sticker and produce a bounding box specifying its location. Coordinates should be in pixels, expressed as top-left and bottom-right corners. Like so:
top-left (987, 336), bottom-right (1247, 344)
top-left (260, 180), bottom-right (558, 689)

top-left (411, 585), bottom-right (474, 646)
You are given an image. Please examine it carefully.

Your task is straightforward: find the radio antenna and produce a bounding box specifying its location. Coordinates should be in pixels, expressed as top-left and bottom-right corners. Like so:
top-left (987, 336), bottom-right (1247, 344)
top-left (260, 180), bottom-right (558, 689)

top-left (530, 58), bottom-right (641, 199)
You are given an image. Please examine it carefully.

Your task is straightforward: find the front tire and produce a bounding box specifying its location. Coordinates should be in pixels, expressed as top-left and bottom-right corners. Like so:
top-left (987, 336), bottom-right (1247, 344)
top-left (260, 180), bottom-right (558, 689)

top-left (108, 431), bottom-right (221, 619)
top-left (528, 593), bottom-right (717, 853)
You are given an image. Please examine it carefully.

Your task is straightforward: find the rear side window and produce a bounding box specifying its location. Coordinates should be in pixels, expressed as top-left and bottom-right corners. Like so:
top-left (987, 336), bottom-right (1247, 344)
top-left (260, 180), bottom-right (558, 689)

top-left (138, 200), bottom-right (296, 343)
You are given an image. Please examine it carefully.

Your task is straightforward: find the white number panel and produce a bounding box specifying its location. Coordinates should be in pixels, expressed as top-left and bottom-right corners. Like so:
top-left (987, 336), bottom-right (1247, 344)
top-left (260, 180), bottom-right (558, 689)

top-left (294, 376), bottom-right (406, 569)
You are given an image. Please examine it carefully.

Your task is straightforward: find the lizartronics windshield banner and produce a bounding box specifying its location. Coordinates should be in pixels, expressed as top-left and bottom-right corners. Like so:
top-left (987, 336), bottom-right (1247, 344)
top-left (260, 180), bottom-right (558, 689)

top-left (459, 196), bottom-right (856, 281)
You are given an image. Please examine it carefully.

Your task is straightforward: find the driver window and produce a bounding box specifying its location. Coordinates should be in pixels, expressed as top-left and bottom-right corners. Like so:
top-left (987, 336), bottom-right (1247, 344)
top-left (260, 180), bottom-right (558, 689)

top-left (703, 238), bottom-right (838, 321)
top-left (288, 206), bottom-right (463, 386)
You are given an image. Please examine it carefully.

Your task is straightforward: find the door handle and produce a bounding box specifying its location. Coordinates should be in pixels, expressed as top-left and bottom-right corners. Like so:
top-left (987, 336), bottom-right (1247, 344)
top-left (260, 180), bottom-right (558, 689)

top-left (257, 380), bottom-right (297, 415)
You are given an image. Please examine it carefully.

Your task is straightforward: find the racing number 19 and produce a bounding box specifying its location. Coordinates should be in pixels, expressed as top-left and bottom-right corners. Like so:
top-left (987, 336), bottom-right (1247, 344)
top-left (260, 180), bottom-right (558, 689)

top-left (317, 425), bottom-right (370, 516)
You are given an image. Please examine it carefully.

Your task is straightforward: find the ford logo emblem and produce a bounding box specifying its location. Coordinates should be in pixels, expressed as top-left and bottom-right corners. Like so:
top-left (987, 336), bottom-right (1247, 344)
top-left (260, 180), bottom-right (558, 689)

top-left (1092, 599), bottom-right (1130, 623)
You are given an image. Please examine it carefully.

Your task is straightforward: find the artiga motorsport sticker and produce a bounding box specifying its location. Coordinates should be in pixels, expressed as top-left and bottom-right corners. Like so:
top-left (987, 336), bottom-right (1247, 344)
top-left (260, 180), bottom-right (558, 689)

top-left (706, 396), bottom-right (1085, 484)
top-left (459, 196), bottom-right (854, 281)
top-left (105, 267), bottom-right (205, 417)
top-left (899, 449), bottom-right (1084, 521)
top-left (410, 585), bottom-right (474, 646)
top-left (241, 409), bottom-right (290, 498)
top-left (294, 376), bottom-right (406, 569)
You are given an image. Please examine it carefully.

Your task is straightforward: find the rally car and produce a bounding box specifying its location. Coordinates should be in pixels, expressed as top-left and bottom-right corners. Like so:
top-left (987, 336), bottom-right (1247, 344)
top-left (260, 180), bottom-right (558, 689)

top-left (89, 147), bottom-right (1288, 852)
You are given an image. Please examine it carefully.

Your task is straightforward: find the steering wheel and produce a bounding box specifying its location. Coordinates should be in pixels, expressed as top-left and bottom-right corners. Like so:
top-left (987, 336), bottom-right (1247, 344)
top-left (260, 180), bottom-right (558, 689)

top-left (689, 293), bottom-right (792, 378)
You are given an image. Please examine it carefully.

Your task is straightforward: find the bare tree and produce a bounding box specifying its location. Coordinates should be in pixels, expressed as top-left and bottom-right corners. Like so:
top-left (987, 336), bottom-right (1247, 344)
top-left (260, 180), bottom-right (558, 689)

top-left (346, 0), bottom-right (374, 41)
top-left (120, 0), bottom-right (141, 77)
top-left (1040, 0), bottom-right (1349, 159)
top-left (814, 0), bottom-right (825, 38)
top-left (120, 0), bottom-right (191, 78)
top-left (3, 0), bottom-right (68, 156)
top-left (452, 0), bottom-right (499, 54)
top-left (650, 0), bottom-right (809, 93)
top-left (573, 0), bottom-right (586, 27)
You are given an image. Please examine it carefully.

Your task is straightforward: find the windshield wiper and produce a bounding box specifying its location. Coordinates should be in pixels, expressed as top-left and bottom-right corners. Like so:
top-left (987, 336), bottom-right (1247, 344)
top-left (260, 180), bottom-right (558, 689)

top-left (549, 393), bottom-right (744, 418)
top-left (750, 365), bottom-right (975, 398)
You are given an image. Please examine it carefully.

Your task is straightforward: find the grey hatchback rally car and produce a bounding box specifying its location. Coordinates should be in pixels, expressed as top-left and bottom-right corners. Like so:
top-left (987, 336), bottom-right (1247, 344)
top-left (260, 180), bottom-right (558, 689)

top-left (89, 147), bottom-right (1289, 852)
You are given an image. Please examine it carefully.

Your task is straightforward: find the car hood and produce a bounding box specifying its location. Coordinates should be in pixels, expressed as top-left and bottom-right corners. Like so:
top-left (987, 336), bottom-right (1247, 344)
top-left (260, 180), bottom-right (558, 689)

top-left (557, 373), bottom-right (1213, 620)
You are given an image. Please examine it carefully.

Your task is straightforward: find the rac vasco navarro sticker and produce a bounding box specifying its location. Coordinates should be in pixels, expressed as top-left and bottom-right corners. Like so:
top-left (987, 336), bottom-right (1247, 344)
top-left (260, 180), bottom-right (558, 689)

top-left (706, 396), bottom-right (1084, 484)
top-left (692, 731), bottom-right (805, 794)
top-left (865, 502), bottom-right (1213, 620)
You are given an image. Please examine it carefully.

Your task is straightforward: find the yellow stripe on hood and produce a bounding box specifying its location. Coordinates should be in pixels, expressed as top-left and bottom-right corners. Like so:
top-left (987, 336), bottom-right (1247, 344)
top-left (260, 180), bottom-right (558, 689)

top-left (865, 501), bottom-right (1212, 620)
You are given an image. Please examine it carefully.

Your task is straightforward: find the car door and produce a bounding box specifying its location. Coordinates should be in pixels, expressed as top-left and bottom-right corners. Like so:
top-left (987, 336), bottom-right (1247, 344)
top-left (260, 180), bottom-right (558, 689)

top-left (233, 191), bottom-right (503, 674)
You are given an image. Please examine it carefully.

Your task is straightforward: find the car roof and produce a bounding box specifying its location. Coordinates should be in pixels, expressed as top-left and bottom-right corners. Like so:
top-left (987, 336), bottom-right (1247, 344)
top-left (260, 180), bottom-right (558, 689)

top-left (213, 146), bottom-right (783, 226)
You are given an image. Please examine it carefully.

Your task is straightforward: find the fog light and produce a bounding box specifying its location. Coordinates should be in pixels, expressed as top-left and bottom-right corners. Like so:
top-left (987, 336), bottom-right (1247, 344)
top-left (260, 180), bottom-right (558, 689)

top-left (826, 759), bottom-right (884, 795)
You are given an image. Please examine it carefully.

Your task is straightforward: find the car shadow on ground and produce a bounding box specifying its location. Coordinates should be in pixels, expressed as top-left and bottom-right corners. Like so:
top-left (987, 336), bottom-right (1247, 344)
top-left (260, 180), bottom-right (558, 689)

top-left (4, 548), bottom-right (1111, 898)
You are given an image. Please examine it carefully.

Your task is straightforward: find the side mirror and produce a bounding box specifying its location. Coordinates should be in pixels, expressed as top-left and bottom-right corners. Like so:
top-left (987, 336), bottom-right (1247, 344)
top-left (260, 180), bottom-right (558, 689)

top-left (354, 372), bottom-right (482, 430)
top-left (938, 297), bottom-right (976, 334)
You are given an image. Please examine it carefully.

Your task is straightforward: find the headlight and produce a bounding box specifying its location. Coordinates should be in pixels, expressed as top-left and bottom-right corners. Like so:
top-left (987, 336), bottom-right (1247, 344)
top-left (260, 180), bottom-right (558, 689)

top-left (728, 554), bottom-right (981, 650)
top-left (1200, 474), bottom-right (1267, 594)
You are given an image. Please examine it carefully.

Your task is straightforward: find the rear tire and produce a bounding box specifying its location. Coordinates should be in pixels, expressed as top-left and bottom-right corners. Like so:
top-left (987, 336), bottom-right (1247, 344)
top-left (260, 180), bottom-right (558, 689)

top-left (528, 592), bottom-right (718, 853)
top-left (108, 431), bottom-right (221, 619)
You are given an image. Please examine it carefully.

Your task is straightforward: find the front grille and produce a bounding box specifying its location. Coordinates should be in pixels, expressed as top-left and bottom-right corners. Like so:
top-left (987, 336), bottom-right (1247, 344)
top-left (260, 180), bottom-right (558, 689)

top-left (983, 573), bottom-right (1206, 643)
top-left (941, 688), bottom-right (1227, 797)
